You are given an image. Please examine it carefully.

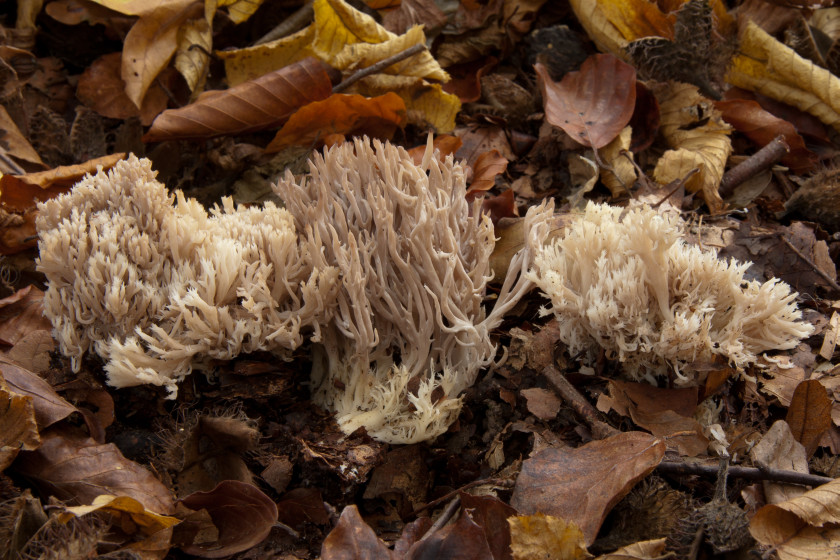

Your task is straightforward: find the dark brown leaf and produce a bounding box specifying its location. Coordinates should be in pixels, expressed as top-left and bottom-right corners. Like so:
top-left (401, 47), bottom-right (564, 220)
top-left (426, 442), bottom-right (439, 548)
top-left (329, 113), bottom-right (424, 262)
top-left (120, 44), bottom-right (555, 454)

top-left (143, 57), bottom-right (336, 142)
top-left (787, 379), bottom-right (832, 457)
top-left (0, 356), bottom-right (77, 430)
top-left (536, 54), bottom-right (636, 149)
top-left (511, 431), bottom-right (665, 545)
top-left (459, 493), bottom-right (518, 560)
top-left (406, 507), bottom-right (493, 560)
top-left (178, 480), bottom-right (278, 558)
top-left (321, 505), bottom-right (395, 560)
top-left (276, 487), bottom-right (329, 529)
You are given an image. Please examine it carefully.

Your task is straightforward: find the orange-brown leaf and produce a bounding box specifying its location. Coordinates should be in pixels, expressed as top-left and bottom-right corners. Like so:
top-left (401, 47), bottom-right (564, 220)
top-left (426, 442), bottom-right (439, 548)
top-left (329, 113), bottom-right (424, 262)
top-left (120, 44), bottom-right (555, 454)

top-left (143, 57), bottom-right (336, 142)
top-left (467, 149), bottom-right (508, 194)
top-left (537, 54), bottom-right (637, 149)
top-left (715, 98), bottom-right (817, 173)
top-left (265, 92), bottom-right (407, 153)
top-left (786, 379), bottom-right (832, 457)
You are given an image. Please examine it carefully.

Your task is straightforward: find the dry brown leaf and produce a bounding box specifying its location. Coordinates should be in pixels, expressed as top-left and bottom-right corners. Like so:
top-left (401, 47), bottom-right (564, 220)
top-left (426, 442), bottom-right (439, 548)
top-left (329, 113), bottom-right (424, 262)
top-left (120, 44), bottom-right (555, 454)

top-left (511, 431), bottom-right (665, 545)
top-left (0, 105), bottom-right (44, 171)
top-left (598, 126), bottom-right (637, 196)
top-left (521, 388), bottom-right (563, 421)
top-left (13, 427), bottom-right (174, 514)
top-left (321, 505), bottom-right (395, 560)
top-left (178, 480), bottom-right (278, 558)
top-left (0, 372), bottom-right (39, 471)
top-left (143, 57), bottom-right (335, 142)
top-left (458, 493), bottom-right (518, 560)
top-left (751, 420), bottom-right (809, 504)
top-left (466, 149), bottom-right (508, 195)
top-left (60, 494), bottom-right (179, 540)
top-left (787, 379), bottom-right (832, 456)
top-left (715, 98), bottom-right (816, 173)
top-left (406, 507), bottom-right (494, 560)
top-left (594, 538), bottom-right (670, 560)
top-left (0, 285), bottom-right (52, 347)
top-left (750, 477), bottom-right (840, 559)
top-left (265, 92), bottom-right (406, 152)
top-left (536, 55), bottom-right (637, 149)
top-left (0, 356), bottom-right (77, 430)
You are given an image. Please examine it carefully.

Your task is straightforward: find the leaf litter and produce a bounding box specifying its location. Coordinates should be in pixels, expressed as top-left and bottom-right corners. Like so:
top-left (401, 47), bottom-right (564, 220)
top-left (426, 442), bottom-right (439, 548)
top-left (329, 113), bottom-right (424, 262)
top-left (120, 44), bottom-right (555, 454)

top-left (4, 0), bottom-right (840, 558)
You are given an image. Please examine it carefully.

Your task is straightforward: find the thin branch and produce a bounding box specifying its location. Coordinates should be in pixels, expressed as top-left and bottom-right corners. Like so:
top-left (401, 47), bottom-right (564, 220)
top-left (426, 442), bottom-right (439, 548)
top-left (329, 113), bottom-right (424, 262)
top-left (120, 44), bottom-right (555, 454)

top-left (780, 234), bottom-right (840, 292)
top-left (718, 135), bottom-right (789, 199)
top-left (333, 43), bottom-right (427, 93)
top-left (255, 0), bottom-right (314, 45)
top-left (542, 365), bottom-right (619, 439)
top-left (656, 460), bottom-right (834, 487)
top-left (411, 477), bottom-right (513, 517)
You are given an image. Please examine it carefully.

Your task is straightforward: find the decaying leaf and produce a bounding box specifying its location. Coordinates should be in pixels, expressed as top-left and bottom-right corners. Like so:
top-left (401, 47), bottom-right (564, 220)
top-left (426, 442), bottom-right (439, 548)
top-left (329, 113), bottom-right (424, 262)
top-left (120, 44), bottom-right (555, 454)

top-left (0, 372), bottom-right (39, 471)
top-left (651, 81), bottom-right (732, 213)
top-left (598, 126), bottom-right (637, 196)
top-left (786, 379), bottom-right (832, 456)
top-left (567, 0), bottom-right (673, 58)
top-left (751, 420), bottom-right (810, 504)
top-left (536, 55), bottom-right (636, 149)
top-left (511, 431), bottom-right (665, 545)
top-left (60, 494), bottom-right (179, 537)
top-left (321, 505), bottom-right (394, 560)
top-left (594, 538), bottom-right (670, 560)
top-left (509, 513), bottom-right (590, 560)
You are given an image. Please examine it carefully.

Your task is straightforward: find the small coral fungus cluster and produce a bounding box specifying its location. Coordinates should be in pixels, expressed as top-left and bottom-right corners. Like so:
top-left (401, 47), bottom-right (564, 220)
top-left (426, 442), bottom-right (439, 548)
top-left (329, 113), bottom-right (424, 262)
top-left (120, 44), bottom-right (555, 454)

top-left (37, 138), bottom-right (814, 443)
top-left (37, 138), bottom-right (551, 443)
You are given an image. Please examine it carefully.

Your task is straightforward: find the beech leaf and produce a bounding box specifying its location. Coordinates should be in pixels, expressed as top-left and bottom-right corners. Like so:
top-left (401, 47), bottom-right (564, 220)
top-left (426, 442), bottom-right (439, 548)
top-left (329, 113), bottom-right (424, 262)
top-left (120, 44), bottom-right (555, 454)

top-left (536, 54), bottom-right (637, 149)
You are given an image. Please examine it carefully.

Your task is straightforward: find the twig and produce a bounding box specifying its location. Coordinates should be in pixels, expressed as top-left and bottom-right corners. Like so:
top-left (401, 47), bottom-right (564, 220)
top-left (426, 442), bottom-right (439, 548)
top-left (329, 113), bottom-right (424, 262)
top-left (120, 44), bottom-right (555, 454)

top-left (656, 460), bottom-right (833, 487)
top-left (542, 365), bottom-right (619, 439)
top-left (333, 43), bottom-right (427, 93)
top-left (718, 135), bottom-right (789, 199)
top-left (255, 0), bottom-right (314, 45)
top-left (0, 150), bottom-right (25, 175)
top-left (779, 234), bottom-right (840, 292)
top-left (415, 496), bottom-right (461, 545)
top-left (652, 168), bottom-right (699, 209)
top-left (411, 477), bottom-right (513, 517)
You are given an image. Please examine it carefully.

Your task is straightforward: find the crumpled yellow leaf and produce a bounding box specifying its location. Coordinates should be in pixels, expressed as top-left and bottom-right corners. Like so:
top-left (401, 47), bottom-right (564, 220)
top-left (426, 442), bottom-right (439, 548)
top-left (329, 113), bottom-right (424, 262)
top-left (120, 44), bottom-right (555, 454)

top-left (217, 0), bottom-right (266, 24)
top-left (0, 373), bottom-right (39, 472)
top-left (598, 126), bottom-right (636, 196)
top-left (594, 538), bottom-right (670, 560)
top-left (60, 494), bottom-right (179, 532)
top-left (174, 15), bottom-right (212, 94)
top-left (750, 477), bottom-right (840, 560)
top-left (728, 21), bottom-right (840, 132)
top-left (568, 0), bottom-right (673, 57)
top-left (217, 0), bottom-right (458, 131)
top-left (652, 81), bottom-right (732, 213)
top-left (509, 513), bottom-right (591, 560)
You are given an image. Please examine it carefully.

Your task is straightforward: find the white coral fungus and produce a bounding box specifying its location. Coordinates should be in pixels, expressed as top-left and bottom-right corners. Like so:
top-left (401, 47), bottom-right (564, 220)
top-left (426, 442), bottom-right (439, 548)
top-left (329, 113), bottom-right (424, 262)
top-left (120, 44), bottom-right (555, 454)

top-left (527, 202), bottom-right (814, 384)
top-left (275, 137), bottom-right (553, 443)
top-left (37, 155), bottom-right (333, 397)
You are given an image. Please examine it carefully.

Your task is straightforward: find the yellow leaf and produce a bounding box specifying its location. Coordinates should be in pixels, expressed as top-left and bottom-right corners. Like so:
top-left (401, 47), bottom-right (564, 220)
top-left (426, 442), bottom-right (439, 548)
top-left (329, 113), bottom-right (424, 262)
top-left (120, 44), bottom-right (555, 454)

top-left (60, 494), bottom-right (179, 533)
top-left (509, 513), bottom-right (592, 560)
top-left (0, 373), bottom-right (39, 472)
top-left (652, 81), bottom-right (732, 213)
top-left (218, 26), bottom-right (316, 86)
top-left (569, 0), bottom-right (673, 57)
top-left (121, 0), bottom-right (202, 108)
top-left (312, 0), bottom-right (391, 57)
top-left (218, 0), bottom-right (266, 23)
top-left (174, 16), bottom-right (212, 93)
top-left (398, 83), bottom-right (459, 133)
top-left (598, 126), bottom-right (636, 196)
top-left (727, 21), bottom-right (840, 132)
top-left (594, 538), bottom-right (670, 560)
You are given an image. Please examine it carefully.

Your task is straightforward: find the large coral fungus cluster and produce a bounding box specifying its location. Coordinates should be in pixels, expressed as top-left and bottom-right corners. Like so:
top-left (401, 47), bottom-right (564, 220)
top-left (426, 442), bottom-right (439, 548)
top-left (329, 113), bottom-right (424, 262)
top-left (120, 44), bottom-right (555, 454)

top-left (37, 138), bottom-right (552, 443)
top-left (36, 155), bottom-right (333, 398)
top-left (274, 138), bottom-right (552, 442)
top-left (527, 202), bottom-right (814, 384)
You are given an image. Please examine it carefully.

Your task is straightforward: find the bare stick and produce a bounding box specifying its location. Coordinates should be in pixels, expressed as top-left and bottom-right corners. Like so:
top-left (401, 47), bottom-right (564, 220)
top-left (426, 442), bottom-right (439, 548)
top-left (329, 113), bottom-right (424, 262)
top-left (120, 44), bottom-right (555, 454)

top-left (255, 0), bottom-right (314, 45)
top-left (0, 150), bottom-right (25, 175)
top-left (780, 234), bottom-right (840, 292)
top-left (542, 365), bottom-right (619, 439)
top-left (333, 43), bottom-right (427, 93)
top-left (656, 460), bottom-right (833, 487)
top-left (411, 477), bottom-right (513, 517)
top-left (719, 135), bottom-right (789, 199)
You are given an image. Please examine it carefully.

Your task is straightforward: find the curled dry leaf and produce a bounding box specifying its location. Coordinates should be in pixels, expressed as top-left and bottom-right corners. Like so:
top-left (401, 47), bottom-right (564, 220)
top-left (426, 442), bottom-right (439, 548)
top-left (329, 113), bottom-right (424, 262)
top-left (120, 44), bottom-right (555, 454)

top-left (508, 513), bottom-right (590, 560)
top-left (0, 356), bottom-right (77, 430)
top-left (651, 81), bottom-right (732, 213)
top-left (60, 494), bottom-right (179, 538)
top-left (536, 55), bottom-right (637, 149)
top-left (0, 373), bottom-right (39, 471)
top-left (567, 0), bottom-right (673, 57)
top-left (406, 507), bottom-right (493, 560)
top-left (715, 98), bottom-right (816, 173)
top-left (265, 92), bottom-right (407, 152)
top-left (751, 420), bottom-right (809, 504)
top-left (466, 149), bottom-right (508, 195)
top-left (178, 480), bottom-right (278, 558)
top-left (143, 57), bottom-right (336, 142)
top-left (511, 431), bottom-right (665, 545)
top-left (750, 477), bottom-right (840, 559)
top-left (786, 379), bottom-right (832, 456)
top-left (13, 427), bottom-right (174, 515)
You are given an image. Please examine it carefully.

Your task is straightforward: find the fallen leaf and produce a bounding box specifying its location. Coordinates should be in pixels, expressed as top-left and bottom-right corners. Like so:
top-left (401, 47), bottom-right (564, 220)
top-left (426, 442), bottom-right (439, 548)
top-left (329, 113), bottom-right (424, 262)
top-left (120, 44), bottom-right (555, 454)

top-left (594, 538), bottom-right (669, 560)
top-left (60, 494), bottom-right (179, 536)
top-left (651, 81), bottom-right (732, 213)
top-left (508, 513), bottom-right (590, 560)
top-left (143, 57), bottom-right (336, 142)
top-left (787, 379), bottom-right (832, 456)
top-left (728, 21), bottom-right (840, 132)
top-left (13, 427), bottom-right (174, 514)
top-left (536, 55), bottom-right (637, 149)
top-left (511, 432), bottom-right (665, 545)
top-left (178, 480), bottom-right (278, 558)
top-left (321, 505), bottom-right (394, 560)
top-left (0, 373), bottom-right (39, 471)
top-left (0, 356), bottom-right (77, 430)
top-left (598, 126), bottom-right (636, 196)
top-left (406, 507), bottom-right (493, 560)
top-left (715, 98), bottom-right (816, 173)
top-left (751, 420), bottom-right (810, 504)
top-left (521, 388), bottom-right (562, 421)
top-left (467, 149), bottom-right (508, 195)
top-left (0, 285), bottom-right (52, 347)
top-left (0, 105), bottom-right (44, 170)
top-left (276, 487), bottom-right (330, 529)
top-left (459, 493), bottom-right (518, 560)
top-left (265, 92), bottom-right (407, 152)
